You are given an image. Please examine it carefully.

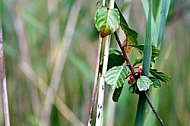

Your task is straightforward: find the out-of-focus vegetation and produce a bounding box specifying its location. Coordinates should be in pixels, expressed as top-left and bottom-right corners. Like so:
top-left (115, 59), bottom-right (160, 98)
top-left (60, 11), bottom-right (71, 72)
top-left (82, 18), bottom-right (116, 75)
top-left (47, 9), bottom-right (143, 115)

top-left (1, 0), bottom-right (190, 125)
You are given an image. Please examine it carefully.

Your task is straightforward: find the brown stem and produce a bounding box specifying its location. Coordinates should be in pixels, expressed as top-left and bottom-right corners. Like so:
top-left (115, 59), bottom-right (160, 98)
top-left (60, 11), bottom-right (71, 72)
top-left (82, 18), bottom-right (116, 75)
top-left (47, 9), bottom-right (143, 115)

top-left (113, 32), bottom-right (134, 74)
top-left (87, 35), bottom-right (102, 126)
top-left (144, 92), bottom-right (165, 126)
top-left (114, 32), bottom-right (164, 126)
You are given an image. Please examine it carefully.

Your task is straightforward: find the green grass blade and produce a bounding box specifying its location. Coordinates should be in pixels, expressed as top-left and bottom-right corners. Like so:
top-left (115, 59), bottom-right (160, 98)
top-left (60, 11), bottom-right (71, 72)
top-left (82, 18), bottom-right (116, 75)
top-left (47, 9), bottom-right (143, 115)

top-left (141, 0), bottom-right (157, 46)
top-left (135, 0), bottom-right (152, 125)
top-left (156, 0), bottom-right (171, 48)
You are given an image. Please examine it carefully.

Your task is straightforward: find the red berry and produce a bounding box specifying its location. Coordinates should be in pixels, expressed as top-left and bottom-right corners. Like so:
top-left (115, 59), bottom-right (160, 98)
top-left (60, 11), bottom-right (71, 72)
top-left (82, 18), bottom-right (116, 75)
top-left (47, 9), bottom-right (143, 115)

top-left (130, 75), bottom-right (135, 81)
top-left (138, 69), bottom-right (143, 75)
top-left (128, 79), bottom-right (133, 84)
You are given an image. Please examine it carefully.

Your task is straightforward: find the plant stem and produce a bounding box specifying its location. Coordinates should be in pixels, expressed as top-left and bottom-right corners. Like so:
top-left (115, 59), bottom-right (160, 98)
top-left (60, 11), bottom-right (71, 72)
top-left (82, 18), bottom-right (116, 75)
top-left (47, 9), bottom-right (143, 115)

top-left (144, 92), bottom-right (164, 126)
top-left (0, 24), bottom-right (10, 126)
top-left (88, 35), bottom-right (102, 126)
top-left (135, 0), bottom-right (152, 125)
top-left (114, 31), bottom-right (164, 125)
top-left (113, 32), bottom-right (134, 74)
top-left (95, 36), bottom-right (110, 126)
top-left (95, 1), bottom-right (115, 126)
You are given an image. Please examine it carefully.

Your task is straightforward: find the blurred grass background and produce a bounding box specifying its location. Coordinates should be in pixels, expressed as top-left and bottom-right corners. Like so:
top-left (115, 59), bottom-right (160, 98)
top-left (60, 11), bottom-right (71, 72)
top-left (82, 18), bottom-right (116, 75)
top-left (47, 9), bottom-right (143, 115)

top-left (1, 0), bottom-right (190, 126)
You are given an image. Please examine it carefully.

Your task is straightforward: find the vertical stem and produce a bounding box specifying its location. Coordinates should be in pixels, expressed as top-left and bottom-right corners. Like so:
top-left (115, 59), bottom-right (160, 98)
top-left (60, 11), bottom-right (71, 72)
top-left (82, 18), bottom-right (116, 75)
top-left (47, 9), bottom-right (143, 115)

top-left (95, 1), bottom-right (115, 125)
top-left (95, 36), bottom-right (110, 126)
top-left (0, 24), bottom-right (10, 126)
top-left (135, 0), bottom-right (152, 125)
top-left (87, 35), bottom-right (102, 126)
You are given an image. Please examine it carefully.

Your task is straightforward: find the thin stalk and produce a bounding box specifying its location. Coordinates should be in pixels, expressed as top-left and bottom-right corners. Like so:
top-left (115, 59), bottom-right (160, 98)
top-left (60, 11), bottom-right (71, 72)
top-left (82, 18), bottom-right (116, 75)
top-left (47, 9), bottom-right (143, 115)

top-left (95, 1), bottom-right (115, 125)
top-left (0, 24), bottom-right (10, 126)
top-left (95, 36), bottom-right (110, 126)
top-left (113, 32), bottom-right (134, 74)
top-left (135, 0), bottom-right (152, 125)
top-left (87, 35), bottom-right (102, 126)
top-left (144, 92), bottom-right (164, 125)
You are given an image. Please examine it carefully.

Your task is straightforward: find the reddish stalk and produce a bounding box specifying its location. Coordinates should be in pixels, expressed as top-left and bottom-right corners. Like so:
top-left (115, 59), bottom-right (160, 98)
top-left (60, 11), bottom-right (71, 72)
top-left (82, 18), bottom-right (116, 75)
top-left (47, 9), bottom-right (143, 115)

top-left (0, 24), bottom-right (10, 126)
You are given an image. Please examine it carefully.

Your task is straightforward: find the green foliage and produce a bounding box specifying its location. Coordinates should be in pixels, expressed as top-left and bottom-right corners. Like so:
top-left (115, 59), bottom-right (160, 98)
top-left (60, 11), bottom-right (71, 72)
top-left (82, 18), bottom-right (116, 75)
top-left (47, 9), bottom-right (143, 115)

top-left (150, 68), bottom-right (170, 84)
top-left (112, 85), bottom-right (123, 102)
top-left (137, 76), bottom-right (153, 91)
top-left (150, 78), bottom-right (161, 88)
top-left (135, 0), bottom-right (152, 125)
top-left (132, 44), bottom-right (160, 59)
top-left (99, 52), bottom-right (125, 73)
top-left (114, 3), bottom-right (138, 43)
top-left (129, 83), bottom-right (139, 94)
top-left (94, 5), bottom-right (120, 37)
top-left (105, 66), bottom-right (128, 89)
top-left (115, 2), bottom-right (138, 53)
top-left (1, 0), bottom-right (189, 125)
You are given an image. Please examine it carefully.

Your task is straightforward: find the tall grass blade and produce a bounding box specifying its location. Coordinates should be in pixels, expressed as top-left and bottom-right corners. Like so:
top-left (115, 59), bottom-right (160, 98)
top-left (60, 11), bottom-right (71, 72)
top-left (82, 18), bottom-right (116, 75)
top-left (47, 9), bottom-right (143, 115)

top-left (156, 0), bottom-right (171, 48)
top-left (141, 0), bottom-right (157, 46)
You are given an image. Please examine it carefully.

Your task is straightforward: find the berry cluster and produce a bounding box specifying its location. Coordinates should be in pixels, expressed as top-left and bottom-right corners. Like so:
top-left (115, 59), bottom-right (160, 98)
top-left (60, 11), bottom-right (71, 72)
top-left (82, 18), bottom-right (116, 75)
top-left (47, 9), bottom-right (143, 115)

top-left (127, 68), bottom-right (143, 84)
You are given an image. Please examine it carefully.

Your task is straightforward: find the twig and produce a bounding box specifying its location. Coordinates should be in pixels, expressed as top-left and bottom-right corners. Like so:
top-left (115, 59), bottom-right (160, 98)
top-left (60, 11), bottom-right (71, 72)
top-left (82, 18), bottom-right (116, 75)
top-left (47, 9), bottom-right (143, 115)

top-left (0, 24), bottom-right (10, 126)
top-left (113, 32), bottom-right (134, 74)
top-left (87, 35), bottom-right (102, 126)
top-left (114, 32), bottom-right (165, 126)
top-left (144, 92), bottom-right (165, 126)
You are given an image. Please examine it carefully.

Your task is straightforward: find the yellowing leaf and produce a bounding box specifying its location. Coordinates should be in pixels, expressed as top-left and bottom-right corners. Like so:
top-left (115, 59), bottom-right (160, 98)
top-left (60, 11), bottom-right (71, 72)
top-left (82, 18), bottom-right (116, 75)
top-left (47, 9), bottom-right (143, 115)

top-left (94, 5), bottom-right (120, 37)
top-left (123, 36), bottom-right (135, 54)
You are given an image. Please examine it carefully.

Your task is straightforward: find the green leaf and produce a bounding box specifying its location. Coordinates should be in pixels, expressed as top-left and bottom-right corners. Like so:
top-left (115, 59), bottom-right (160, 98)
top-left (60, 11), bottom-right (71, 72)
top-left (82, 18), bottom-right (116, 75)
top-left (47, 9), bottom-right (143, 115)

top-left (109, 48), bottom-right (122, 55)
top-left (105, 66), bottom-right (128, 89)
top-left (129, 83), bottom-right (139, 94)
top-left (150, 68), bottom-right (170, 84)
top-left (94, 5), bottom-right (120, 37)
top-left (112, 85), bottom-right (123, 102)
top-left (114, 3), bottom-right (138, 42)
top-left (137, 76), bottom-right (153, 91)
top-left (114, 2), bottom-right (138, 54)
top-left (151, 78), bottom-right (161, 88)
top-left (132, 44), bottom-right (160, 59)
top-left (99, 53), bottom-right (125, 73)
top-left (133, 56), bottom-right (143, 66)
